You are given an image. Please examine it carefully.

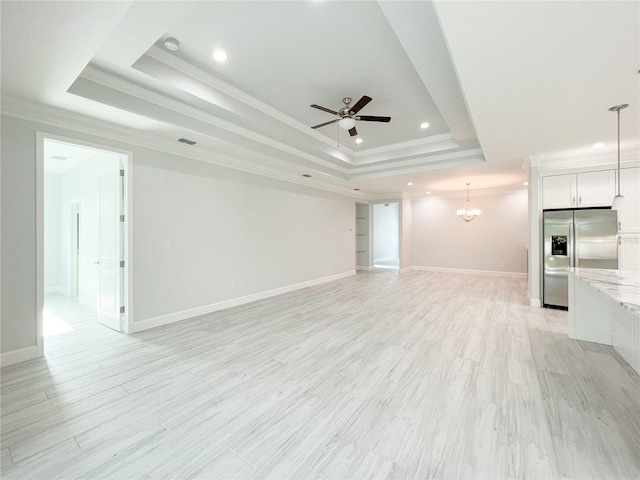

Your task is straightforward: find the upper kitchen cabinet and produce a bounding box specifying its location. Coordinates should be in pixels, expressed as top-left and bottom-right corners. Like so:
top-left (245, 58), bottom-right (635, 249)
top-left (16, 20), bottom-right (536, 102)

top-left (542, 174), bottom-right (576, 209)
top-left (618, 167), bottom-right (640, 233)
top-left (542, 170), bottom-right (615, 209)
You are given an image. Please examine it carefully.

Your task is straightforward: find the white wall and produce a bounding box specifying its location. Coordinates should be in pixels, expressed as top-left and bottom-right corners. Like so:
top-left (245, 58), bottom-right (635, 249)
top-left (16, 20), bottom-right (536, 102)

top-left (1, 117), bottom-right (37, 355)
top-left (412, 190), bottom-right (528, 274)
top-left (1, 114), bottom-right (356, 359)
top-left (373, 202), bottom-right (399, 261)
top-left (133, 151), bottom-right (355, 322)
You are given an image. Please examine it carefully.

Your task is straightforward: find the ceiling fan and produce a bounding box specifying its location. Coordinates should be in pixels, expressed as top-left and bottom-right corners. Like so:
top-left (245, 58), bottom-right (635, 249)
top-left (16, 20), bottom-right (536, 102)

top-left (310, 95), bottom-right (391, 137)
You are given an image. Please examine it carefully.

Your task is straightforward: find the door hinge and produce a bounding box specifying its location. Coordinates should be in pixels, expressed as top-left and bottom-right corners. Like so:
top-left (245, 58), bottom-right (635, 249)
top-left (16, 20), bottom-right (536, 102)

top-left (120, 306), bottom-right (125, 314)
top-left (120, 215), bottom-right (125, 222)
top-left (120, 169), bottom-right (125, 176)
top-left (120, 260), bottom-right (125, 268)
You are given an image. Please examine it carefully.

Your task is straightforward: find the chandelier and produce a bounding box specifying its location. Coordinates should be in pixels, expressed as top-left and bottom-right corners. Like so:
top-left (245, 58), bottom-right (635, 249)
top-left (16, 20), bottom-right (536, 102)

top-left (457, 183), bottom-right (480, 222)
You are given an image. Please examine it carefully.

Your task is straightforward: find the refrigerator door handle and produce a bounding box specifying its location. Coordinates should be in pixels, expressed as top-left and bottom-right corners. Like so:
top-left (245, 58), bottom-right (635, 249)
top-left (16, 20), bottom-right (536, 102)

top-left (570, 222), bottom-right (575, 268)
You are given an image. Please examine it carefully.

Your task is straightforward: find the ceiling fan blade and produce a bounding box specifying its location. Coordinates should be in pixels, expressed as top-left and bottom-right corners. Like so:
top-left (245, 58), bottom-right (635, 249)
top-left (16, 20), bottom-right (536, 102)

top-left (349, 95), bottom-right (372, 114)
top-left (311, 118), bottom-right (340, 129)
top-left (348, 127), bottom-right (358, 137)
top-left (310, 104), bottom-right (338, 115)
top-left (358, 115), bottom-right (391, 123)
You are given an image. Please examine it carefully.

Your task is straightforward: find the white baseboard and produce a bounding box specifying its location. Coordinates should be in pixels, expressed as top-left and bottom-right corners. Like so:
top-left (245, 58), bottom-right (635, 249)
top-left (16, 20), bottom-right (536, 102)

top-left (131, 270), bottom-right (356, 333)
top-left (568, 329), bottom-right (612, 346)
top-left (44, 285), bottom-right (68, 295)
top-left (1, 346), bottom-right (39, 367)
top-left (528, 291), bottom-right (542, 308)
top-left (412, 266), bottom-right (527, 279)
top-left (399, 266), bottom-right (413, 273)
top-left (356, 266), bottom-right (373, 271)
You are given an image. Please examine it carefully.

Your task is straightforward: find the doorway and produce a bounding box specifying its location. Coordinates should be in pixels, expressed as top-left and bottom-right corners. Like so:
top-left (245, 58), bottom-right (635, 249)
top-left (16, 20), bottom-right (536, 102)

top-left (373, 202), bottom-right (400, 270)
top-left (38, 133), bottom-right (132, 357)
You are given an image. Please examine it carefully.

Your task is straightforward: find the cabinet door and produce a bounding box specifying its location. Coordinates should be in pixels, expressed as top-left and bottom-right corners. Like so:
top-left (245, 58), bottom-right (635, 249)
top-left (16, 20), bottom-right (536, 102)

top-left (618, 167), bottom-right (640, 233)
top-left (543, 175), bottom-right (576, 209)
top-left (576, 170), bottom-right (615, 208)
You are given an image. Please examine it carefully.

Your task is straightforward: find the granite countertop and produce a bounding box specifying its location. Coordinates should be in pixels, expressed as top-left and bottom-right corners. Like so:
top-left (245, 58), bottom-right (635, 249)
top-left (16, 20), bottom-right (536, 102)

top-left (568, 268), bottom-right (640, 316)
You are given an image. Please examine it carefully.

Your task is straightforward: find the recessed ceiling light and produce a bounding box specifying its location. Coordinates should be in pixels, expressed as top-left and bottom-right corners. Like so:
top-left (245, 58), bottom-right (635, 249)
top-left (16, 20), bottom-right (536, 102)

top-left (523, 181), bottom-right (529, 186)
top-left (355, 138), bottom-right (363, 145)
top-left (592, 142), bottom-right (605, 148)
top-left (163, 38), bottom-right (180, 51)
top-left (420, 122), bottom-right (430, 129)
top-left (426, 191), bottom-right (431, 195)
top-left (213, 48), bottom-right (228, 62)
top-left (407, 182), bottom-right (413, 186)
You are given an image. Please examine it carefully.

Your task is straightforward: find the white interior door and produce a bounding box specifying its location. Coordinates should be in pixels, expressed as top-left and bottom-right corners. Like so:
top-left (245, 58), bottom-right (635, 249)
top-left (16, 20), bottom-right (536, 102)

top-left (69, 201), bottom-right (80, 297)
top-left (97, 165), bottom-right (122, 331)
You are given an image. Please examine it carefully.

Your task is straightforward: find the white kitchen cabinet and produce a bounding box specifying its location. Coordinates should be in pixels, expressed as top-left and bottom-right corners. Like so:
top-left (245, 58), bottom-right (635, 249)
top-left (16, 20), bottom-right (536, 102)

top-left (542, 170), bottom-right (615, 209)
top-left (577, 170), bottom-right (616, 207)
top-left (542, 174), bottom-right (575, 209)
top-left (618, 167), bottom-right (640, 233)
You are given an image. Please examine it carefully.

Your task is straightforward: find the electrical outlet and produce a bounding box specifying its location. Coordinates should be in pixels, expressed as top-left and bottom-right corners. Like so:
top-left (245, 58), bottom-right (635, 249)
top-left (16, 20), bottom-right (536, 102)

top-left (243, 281), bottom-right (249, 288)
top-left (164, 243), bottom-right (171, 252)
top-left (500, 262), bottom-right (505, 268)
top-left (231, 283), bottom-right (236, 291)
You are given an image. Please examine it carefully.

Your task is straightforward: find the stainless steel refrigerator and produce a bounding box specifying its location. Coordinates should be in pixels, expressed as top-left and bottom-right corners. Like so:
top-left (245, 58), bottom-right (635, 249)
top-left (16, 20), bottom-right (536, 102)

top-left (543, 208), bottom-right (618, 309)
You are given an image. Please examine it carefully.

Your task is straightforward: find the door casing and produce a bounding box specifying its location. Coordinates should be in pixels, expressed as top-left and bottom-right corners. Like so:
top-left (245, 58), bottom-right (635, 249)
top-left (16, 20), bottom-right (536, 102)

top-left (36, 132), bottom-right (133, 357)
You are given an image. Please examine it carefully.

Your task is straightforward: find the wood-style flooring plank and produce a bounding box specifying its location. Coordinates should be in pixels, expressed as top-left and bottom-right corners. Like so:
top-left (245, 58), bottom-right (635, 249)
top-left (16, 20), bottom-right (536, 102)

top-left (1, 272), bottom-right (638, 479)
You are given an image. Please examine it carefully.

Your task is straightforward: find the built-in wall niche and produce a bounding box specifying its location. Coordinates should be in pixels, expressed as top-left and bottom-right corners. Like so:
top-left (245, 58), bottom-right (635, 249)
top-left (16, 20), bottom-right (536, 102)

top-left (355, 203), bottom-right (370, 270)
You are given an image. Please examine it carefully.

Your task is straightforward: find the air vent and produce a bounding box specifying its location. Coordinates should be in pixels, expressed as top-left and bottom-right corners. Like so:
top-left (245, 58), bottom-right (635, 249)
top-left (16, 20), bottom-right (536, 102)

top-left (178, 138), bottom-right (197, 145)
top-left (49, 155), bottom-right (68, 161)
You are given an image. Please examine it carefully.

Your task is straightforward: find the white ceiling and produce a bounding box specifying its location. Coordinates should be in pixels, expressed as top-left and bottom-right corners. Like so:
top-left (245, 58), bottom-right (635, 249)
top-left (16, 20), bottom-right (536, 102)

top-left (1, 1), bottom-right (638, 197)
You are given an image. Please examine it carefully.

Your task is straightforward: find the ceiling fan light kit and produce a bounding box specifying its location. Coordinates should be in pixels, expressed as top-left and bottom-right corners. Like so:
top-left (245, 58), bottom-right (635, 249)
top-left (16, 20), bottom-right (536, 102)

top-left (338, 117), bottom-right (356, 130)
top-left (310, 95), bottom-right (391, 137)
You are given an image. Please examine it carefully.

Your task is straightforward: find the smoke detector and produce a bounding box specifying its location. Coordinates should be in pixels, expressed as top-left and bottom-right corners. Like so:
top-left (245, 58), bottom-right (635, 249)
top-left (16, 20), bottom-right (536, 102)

top-left (163, 38), bottom-right (180, 51)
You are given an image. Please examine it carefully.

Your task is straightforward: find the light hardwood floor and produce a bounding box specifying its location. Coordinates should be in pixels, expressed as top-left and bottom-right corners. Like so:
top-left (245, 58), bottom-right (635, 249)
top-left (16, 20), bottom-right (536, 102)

top-left (1, 271), bottom-right (639, 479)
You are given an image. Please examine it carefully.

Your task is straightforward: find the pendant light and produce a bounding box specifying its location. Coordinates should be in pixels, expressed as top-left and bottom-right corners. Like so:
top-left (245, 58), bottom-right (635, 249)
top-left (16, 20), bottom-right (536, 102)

top-left (457, 182), bottom-right (480, 222)
top-left (609, 103), bottom-right (628, 211)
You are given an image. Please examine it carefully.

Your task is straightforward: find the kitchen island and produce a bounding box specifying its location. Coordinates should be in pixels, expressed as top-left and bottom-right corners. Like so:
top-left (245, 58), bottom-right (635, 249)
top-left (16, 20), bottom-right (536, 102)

top-left (568, 268), bottom-right (640, 374)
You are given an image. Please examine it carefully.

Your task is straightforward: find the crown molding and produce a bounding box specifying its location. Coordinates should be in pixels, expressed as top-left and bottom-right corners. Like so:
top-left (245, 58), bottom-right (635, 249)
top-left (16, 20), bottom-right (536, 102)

top-left (527, 154), bottom-right (545, 168)
top-left (352, 133), bottom-right (456, 160)
top-left (537, 149), bottom-right (640, 173)
top-left (1, 96), bottom-right (368, 200)
top-left (365, 193), bottom-right (404, 202)
top-left (411, 185), bottom-right (527, 200)
top-left (350, 147), bottom-right (483, 175)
